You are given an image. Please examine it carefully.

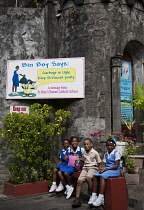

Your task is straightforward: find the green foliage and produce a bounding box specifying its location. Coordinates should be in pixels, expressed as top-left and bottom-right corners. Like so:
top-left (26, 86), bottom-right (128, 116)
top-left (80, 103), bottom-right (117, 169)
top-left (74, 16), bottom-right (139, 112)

top-left (0, 103), bottom-right (71, 184)
top-left (33, 0), bottom-right (41, 7)
top-left (121, 118), bottom-right (136, 134)
top-left (124, 140), bottom-right (139, 173)
top-left (133, 84), bottom-right (144, 111)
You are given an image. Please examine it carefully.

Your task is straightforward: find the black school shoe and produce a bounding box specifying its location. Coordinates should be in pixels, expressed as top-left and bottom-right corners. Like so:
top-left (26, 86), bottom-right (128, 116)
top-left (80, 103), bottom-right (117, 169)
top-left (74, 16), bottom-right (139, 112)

top-left (71, 198), bottom-right (82, 208)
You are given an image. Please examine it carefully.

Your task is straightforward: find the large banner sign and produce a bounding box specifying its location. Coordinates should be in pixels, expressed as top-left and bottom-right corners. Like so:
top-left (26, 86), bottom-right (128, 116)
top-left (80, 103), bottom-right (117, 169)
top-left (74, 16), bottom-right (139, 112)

top-left (6, 57), bottom-right (85, 99)
top-left (120, 60), bottom-right (133, 122)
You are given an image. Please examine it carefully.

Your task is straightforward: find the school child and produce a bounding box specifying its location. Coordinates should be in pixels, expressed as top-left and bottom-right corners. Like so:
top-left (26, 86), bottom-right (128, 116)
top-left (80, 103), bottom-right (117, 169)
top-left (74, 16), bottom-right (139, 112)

top-left (58, 136), bottom-right (85, 199)
top-left (88, 137), bottom-right (121, 207)
top-left (71, 138), bottom-right (102, 208)
top-left (49, 139), bottom-right (70, 193)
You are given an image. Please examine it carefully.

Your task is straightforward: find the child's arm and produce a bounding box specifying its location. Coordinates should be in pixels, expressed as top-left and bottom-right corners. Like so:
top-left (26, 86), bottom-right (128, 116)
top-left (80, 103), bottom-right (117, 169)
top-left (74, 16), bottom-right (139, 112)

top-left (64, 155), bottom-right (69, 160)
top-left (57, 159), bottom-right (62, 165)
top-left (77, 157), bottom-right (84, 162)
top-left (98, 162), bottom-right (105, 170)
top-left (99, 160), bottom-right (120, 173)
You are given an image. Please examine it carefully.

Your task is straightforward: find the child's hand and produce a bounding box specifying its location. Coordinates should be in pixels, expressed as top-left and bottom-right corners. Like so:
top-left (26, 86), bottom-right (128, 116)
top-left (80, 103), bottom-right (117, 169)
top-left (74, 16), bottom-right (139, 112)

top-left (79, 157), bottom-right (84, 162)
top-left (65, 155), bottom-right (69, 160)
top-left (99, 168), bottom-right (106, 174)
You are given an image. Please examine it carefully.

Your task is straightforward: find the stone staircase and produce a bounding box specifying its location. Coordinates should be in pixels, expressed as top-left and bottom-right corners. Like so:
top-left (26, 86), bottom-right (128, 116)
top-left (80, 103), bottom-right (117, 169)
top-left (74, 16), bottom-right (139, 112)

top-left (127, 169), bottom-right (144, 210)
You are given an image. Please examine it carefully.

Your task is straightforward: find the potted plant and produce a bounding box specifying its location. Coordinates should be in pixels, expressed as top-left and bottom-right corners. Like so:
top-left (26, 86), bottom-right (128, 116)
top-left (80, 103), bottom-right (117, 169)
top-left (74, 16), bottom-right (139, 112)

top-left (121, 118), bottom-right (136, 144)
top-left (123, 140), bottom-right (140, 184)
top-left (0, 103), bottom-right (71, 197)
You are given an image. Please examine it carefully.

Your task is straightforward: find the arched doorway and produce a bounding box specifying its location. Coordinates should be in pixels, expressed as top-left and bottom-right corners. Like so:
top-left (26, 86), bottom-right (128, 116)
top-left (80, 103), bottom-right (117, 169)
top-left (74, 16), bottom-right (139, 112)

top-left (120, 41), bottom-right (144, 141)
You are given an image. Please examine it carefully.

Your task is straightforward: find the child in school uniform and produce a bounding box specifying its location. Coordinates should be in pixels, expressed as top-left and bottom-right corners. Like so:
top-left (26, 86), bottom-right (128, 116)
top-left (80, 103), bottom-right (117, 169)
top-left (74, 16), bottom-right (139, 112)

top-left (72, 138), bottom-right (102, 208)
top-left (49, 139), bottom-right (70, 193)
top-left (88, 137), bottom-right (121, 207)
top-left (58, 136), bottom-right (85, 199)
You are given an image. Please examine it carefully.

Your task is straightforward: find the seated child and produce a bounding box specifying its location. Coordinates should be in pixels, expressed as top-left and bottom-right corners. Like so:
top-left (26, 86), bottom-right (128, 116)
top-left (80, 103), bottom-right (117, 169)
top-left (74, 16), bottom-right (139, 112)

top-left (88, 137), bottom-right (121, 207)
top-left (71, 138), bottom-right (102, 208)
top-left (49, 139), bottom-right (70, 193)
top-left (58, 136), bottom-right (85, 199)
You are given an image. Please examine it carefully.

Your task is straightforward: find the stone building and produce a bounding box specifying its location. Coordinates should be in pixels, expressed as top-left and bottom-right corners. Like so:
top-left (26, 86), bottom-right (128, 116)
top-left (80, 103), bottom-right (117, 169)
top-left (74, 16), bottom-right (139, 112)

top-left (0, 0), bottom-right (144, 181)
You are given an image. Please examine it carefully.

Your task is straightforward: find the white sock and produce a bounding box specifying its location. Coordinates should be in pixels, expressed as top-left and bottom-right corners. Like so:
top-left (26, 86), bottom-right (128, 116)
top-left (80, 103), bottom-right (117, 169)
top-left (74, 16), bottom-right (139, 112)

top-left (92, 192), bottom-right (97, 196)
top-left (99, 194), bottom-right (104, 199)
top-left (66, 185), bottom-right (70, 190)
top-left (52, 182), bottom-right (56, 185)
top-left (59, 181), bottom-right (63, 185)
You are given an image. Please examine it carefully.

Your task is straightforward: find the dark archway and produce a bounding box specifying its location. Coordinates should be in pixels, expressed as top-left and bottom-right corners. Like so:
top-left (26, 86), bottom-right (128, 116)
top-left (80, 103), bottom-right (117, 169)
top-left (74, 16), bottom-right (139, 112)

top-left (122, 41), bottom-right (144, 142)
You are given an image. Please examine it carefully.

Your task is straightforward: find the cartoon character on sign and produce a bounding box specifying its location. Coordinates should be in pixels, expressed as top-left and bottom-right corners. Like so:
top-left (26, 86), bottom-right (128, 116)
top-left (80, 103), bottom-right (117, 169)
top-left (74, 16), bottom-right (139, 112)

top-left (121, 62), bottom-right (130, 80)
top-left (19, 76), bottom-right (37, 97)
top-left (12, 66), bottom-right (23, 94)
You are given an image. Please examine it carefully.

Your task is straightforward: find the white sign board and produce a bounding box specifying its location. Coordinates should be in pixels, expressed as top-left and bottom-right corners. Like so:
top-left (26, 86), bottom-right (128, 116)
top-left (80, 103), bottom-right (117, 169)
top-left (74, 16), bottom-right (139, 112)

top-left (6, 57), bottom-right (85, 99)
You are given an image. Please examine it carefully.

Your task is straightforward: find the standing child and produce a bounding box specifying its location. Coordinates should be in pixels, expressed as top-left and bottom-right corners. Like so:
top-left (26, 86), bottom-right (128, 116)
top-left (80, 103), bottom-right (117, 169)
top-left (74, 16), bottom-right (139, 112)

top-left (88, 137), bottom-right (121, 207)
top-left (58, 136), bottom-right (85, 199)
top-left (49, 139), bottom-right (70, 193)
top-left (71, 138), bottom-right (102, 208)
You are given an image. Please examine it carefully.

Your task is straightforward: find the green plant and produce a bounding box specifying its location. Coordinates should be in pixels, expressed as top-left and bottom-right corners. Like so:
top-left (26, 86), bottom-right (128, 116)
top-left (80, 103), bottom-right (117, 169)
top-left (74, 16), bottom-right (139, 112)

top-left (121, 118), bottom-right (136, 134)
top-left (133, 83), bottom-right (144, 111)
top-left (33, 0), bottom-right (41, 7)
top-left (0, 103), bottom-right (71, 184)
top-left (123, 140), bottom-right (139, 173)
top-left (123, 83), bottom-right (144, 111)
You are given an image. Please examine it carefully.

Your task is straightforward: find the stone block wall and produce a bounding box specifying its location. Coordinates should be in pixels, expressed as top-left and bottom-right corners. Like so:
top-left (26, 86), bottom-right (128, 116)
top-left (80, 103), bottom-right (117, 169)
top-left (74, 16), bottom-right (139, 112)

top-left (55, 0), bottom-right (144, 140)
top-left (0, 6), bottom-right (46, 185)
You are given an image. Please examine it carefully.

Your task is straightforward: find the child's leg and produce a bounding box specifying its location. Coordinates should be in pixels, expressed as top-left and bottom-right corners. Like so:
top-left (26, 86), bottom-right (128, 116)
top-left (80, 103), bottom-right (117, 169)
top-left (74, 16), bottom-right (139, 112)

top-left (52, 168), bottom-right (58, 182)
top-left (88, 176), bottom-right (99, 205)
top-left (57, 171), bottom-right (67, 186)
top-left (64, 172), bottom-right (72, 185)
top-left (93, 176), bottom-right (105, 206)
top-left (76, 180), bottom-right (83, 197)
top-left (85, 176), bottom-right (93, 193)
top-left (49, 168), bottom-right (59, 192)
top-left (71, 180), bottom-right (83, 207)
top-left (92, 176), bottom-right (98, 193)
top-left (63, 172), bottom-right (75, 199)
top-left (99, 176), bottom-right (106, 194)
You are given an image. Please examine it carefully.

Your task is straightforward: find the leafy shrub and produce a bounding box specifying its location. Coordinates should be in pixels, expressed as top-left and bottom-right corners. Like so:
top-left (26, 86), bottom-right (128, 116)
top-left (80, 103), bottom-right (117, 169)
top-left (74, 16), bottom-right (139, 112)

top-left (124, 140), bottom-right (139, 173)
top-left (0, 103), bottom-right (71, 184)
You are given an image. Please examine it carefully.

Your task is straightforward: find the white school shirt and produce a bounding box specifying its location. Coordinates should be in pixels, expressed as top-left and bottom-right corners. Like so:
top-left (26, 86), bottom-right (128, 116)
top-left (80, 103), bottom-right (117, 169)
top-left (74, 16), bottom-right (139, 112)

top-left (70, 146), bottom-right (85, 156)
top-left (59, 147), bottom-right (71, 159)
top-left (103, 149), bottom-right (121, 163)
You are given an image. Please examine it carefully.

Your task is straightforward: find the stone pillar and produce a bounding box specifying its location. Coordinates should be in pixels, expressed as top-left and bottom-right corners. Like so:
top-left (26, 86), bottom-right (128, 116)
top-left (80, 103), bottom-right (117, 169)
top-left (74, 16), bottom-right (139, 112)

top-left (111, 55), bottom-right (122, 134)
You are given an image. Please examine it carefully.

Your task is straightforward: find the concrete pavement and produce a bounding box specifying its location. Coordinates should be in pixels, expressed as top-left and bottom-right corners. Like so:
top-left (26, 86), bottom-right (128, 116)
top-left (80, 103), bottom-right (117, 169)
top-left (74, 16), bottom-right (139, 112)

top-left (0, 191), bottom-right (135, 210)
top-left (0, 192), bottom-right (102, 210)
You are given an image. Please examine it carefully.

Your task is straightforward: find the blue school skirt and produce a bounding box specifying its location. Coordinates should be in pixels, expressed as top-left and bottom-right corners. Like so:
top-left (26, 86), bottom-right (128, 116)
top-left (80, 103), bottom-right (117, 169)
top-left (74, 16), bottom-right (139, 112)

top-left (55, 161), bottom-right (68, 169)
top-left (94, 167), bottom-right (120, 179)
top-left (60, 165), bottom-right (75, 175)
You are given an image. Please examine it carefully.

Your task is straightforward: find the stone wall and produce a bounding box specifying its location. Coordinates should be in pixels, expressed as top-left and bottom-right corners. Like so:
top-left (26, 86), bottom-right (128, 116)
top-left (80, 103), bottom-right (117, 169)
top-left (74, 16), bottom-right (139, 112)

top-left (0, 6), bottom-right (46, 185)
top-left (55, 0), bottom-right (144, 140)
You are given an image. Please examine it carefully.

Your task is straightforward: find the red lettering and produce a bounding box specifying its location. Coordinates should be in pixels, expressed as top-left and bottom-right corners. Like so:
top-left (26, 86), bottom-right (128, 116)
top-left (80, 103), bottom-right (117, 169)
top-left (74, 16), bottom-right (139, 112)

top-left (21, 107), bottom-right (26, 111)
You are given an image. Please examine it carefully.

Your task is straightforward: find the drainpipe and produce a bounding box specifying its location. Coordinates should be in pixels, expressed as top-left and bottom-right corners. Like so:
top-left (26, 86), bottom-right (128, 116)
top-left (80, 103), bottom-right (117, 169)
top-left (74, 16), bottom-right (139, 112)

top-left (110, 54), bottom-right (122, 133)
top-left (15, 0), bottom-right (18, 7)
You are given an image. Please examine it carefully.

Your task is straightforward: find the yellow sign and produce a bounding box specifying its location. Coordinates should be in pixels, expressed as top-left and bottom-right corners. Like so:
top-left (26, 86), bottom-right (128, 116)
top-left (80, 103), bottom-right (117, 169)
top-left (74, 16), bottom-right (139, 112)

top-left (36, 68), bottom-right (76, 87)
